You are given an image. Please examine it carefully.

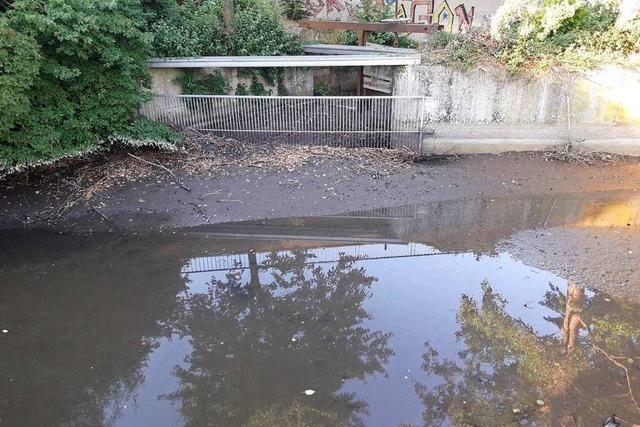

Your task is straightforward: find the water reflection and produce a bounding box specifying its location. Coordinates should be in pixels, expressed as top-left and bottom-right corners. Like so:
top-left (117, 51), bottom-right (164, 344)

top-left (1, 190), bottom-right (640, 426)
top-left (0, 235), bottom-right (186, 426)
top-left (168, 250), bottom-right (393, 426)
top-left (418, 281), bottom-right (640, 426)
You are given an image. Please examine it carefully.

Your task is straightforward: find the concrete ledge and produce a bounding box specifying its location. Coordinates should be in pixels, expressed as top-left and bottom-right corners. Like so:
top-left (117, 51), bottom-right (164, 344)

top-left (423, 138), bottom-right (565, 154)
top-left (577, 139), bottom-right (640, 156)
top-left (422, 124), bottom-right (640, 155)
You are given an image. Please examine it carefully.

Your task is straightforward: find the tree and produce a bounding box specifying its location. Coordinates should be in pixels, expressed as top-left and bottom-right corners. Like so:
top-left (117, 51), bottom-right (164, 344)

top-left (166, 250), bottom-right (394, 426)
top-left (416, 281), bottom-right (640, 425)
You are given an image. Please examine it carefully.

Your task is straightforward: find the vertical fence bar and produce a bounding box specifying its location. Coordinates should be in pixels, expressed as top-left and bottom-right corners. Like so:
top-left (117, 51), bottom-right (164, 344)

top-left (140, 95), bottom-right (425, 153)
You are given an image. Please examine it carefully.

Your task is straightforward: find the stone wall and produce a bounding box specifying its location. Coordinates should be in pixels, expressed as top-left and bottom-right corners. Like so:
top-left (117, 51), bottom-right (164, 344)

top-left (392, 64), bottom-right (640, 155)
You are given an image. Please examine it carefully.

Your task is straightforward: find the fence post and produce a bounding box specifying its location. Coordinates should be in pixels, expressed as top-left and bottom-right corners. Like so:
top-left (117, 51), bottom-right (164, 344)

top-left (418, 97), bottom-right (426, 155)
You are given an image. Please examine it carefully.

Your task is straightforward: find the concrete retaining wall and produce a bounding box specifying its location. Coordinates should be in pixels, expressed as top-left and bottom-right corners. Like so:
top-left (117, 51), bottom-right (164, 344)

top-left (150, 67), bottom-right (315, 96)
top-left (393, 65), bottom-right (640, 155)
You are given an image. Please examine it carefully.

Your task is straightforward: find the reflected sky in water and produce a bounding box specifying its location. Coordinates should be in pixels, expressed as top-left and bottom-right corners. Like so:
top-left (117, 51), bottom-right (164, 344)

top-left (1, 191), bottom-right (640, 426)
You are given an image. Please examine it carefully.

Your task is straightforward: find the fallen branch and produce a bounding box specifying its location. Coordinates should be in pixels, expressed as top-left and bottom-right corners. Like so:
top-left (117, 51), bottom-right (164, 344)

top-left (593, 344), bottom-right (640, 412)
top-left (127, 152), bottom-right (191, 192)
top-left (217, 199), bottom-right (244, 204)
top-left (91, 207), bottom-right (110, 222)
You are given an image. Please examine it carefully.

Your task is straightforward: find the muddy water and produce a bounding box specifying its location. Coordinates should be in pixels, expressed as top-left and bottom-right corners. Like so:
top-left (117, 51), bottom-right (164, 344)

top-left (1, 191), bottom-right (640, 426)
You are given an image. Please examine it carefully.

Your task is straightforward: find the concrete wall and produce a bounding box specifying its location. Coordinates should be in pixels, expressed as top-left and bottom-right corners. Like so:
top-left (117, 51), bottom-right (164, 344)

top-left (392, 64), bottom-right (640, 155)
top-left (149, 67), bottom-right (315, 96)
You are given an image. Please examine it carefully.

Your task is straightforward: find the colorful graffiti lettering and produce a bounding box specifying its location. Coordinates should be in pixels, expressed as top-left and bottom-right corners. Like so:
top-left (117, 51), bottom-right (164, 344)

top-left (405, 0), bottom-right (474, 33)
top-left (433, 0), bottom-right (453, 32)
top-left (454, 4), bottom-right (474, 32)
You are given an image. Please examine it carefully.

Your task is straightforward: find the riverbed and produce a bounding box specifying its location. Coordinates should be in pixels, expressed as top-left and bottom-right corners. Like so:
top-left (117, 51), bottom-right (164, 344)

top-left (1, 152), bottom-right (640, 425)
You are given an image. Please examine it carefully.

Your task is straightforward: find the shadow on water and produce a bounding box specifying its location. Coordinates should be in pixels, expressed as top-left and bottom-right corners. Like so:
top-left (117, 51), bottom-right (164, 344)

top-left (1, 190), bottom-right (640, 426)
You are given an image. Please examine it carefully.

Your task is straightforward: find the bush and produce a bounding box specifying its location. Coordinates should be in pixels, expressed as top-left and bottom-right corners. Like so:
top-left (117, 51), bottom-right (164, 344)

top-left (0, 16), bottom-right (39, 146)
top-left (313, 81), bottom-right (336, 96)
top-left (174, 70), bottom-right (229, 95)
top-left (281, 0), bottom-right (310, 20)
top-left (149, 1), bottom-right (227, 57)
top-left (343, 0), bottom-right (417, 48)
top-left (489, 0), bottom-right (640, 71)
top-left (233, 1), bottom-right (303, 55)
top-left (426, 0), bottom-right (640, 73)
top-left (0, 0), bottom-right (165, 169)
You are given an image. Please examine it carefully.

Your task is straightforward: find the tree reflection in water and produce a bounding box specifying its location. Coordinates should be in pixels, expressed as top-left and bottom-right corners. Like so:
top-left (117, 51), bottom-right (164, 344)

top-left (418, 281), bottom-right (640, 426)
top-left (167, 250), bottom-right (394, 426)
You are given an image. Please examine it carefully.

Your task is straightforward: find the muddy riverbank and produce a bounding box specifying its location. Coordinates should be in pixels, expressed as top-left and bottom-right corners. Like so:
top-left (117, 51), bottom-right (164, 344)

top-left (1, 138), bottom-right (639, 232)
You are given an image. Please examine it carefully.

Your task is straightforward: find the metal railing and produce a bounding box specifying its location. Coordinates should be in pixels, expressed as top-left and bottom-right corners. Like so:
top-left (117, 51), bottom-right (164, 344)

top-left (141, 95), bottom-right (426, 152)
top-left (181, 242), bottom-right (441, 274)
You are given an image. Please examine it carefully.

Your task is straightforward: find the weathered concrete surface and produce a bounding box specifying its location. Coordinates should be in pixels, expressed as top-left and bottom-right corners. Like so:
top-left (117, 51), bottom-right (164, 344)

top-left (149, 67), bottom-right (314, 96)
top-left (393, 64), bottom-right (640, 155)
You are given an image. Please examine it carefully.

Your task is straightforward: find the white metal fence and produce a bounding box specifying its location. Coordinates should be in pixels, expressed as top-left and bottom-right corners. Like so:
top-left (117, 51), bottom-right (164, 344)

top-left (141, 95), bottom-right (426, 152)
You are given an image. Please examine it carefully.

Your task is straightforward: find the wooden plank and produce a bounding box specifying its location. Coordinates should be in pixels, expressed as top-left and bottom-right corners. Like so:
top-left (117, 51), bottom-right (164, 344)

top-left (299, 19), bottom-right (440, 34)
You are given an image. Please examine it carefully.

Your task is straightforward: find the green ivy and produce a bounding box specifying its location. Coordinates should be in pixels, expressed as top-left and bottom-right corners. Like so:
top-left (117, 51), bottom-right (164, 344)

top-left (174, 70), bottom-right (229, 95)
top-left (313, 81), bottom-right (336, 96)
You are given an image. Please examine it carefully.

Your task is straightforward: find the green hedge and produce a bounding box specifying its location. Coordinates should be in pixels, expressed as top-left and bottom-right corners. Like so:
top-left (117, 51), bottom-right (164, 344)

top-left (1, 0), bottom-right (175, 170)
top-left (0, 0), bottom-right (302, 170)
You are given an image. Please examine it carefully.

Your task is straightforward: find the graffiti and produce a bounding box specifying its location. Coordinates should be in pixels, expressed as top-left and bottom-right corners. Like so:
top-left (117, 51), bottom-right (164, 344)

top-left (404, 0), bottom-right (474, 33)
top-left (396, 3), bottom-right (408, 18)
top-left (433, 0), bottom-right (453, 32)
top-left (454, 3), bottom-right (474, 32)
top-left (409, 0), bottom-right (434, 23)
top-left (305, 0), bottom-right (476, 33)
top-left (306, 0), bottom-right (357, 20)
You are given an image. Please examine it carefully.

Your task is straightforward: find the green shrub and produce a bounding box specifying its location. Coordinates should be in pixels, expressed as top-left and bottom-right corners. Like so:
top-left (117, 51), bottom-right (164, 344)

top-left (0, 16), bottom-right (39, 145)
top-left (426, 28), bottom-right (497, 70)
top-left (110, 117), bottom-right (182, 150)
top-left (174, 70), bottom-right (229, 95)
top-left (343, 0), bottom-right (417, 48)
top-left (0, 0), bottom-right (156, 169)
top-left (313, 81), bottom-right (336, 96)
top-left (149, 0), bottom-right (227, 57)
top-left (488, 0), bottom-right (640, 71)
top-left (233, 1), bottom-right (303, 55)
top-left (281, 0), bottom-right (310, 20)
top-left (235, 83), bottom-right (249, 95)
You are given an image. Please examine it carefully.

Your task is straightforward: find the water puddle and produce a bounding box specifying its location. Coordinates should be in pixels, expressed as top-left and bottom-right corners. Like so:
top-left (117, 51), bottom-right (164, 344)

top-left (1, 191), bottom-right (640, 426)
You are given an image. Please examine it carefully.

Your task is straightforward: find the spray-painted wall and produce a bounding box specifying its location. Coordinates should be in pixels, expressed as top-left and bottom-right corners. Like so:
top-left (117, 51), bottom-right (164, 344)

top-left (306, 0), bottom-right (504, 32)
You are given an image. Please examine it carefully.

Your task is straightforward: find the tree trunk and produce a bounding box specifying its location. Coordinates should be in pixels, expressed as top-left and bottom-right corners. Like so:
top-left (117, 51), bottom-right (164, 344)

top-left (223, 0), bottom-right (235, 51)
top-left (562, 283), bottom-right (585, 352)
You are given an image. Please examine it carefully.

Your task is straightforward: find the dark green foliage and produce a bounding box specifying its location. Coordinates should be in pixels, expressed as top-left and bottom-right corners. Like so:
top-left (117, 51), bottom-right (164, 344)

top-left (117, 117), bottom-right (181, 144)
top-left (313, 81), bottom-right (336, 96)
top-left (232, 2), bottom-right (303, 56)
top-left (0, 0), bottom-right (301, 169)
top-left (249, 76), bottom-right (272, 95)
top-left (148, 0), bottom-right (302, 57)
top-left (148, 0), bottom-right (227, 57)
top-left (343, 0), bottom-right (417, 48)
top-left (1, 0), bottom-right (157, 169)
top-left (235, 83), bottom-right (249, 95)
top-left (281, 0), bottom-right (310, 21)
top-left (0, 16), bottom-right (39, 146)
top-left (489, 0), bottom-right (640, 72)
top-left (174, 70), bottom-right (229, 95)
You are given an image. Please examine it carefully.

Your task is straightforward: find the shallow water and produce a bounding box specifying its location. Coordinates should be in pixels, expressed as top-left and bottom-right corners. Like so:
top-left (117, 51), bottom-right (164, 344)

top-left (1, 191), bottom-right (640, 426)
